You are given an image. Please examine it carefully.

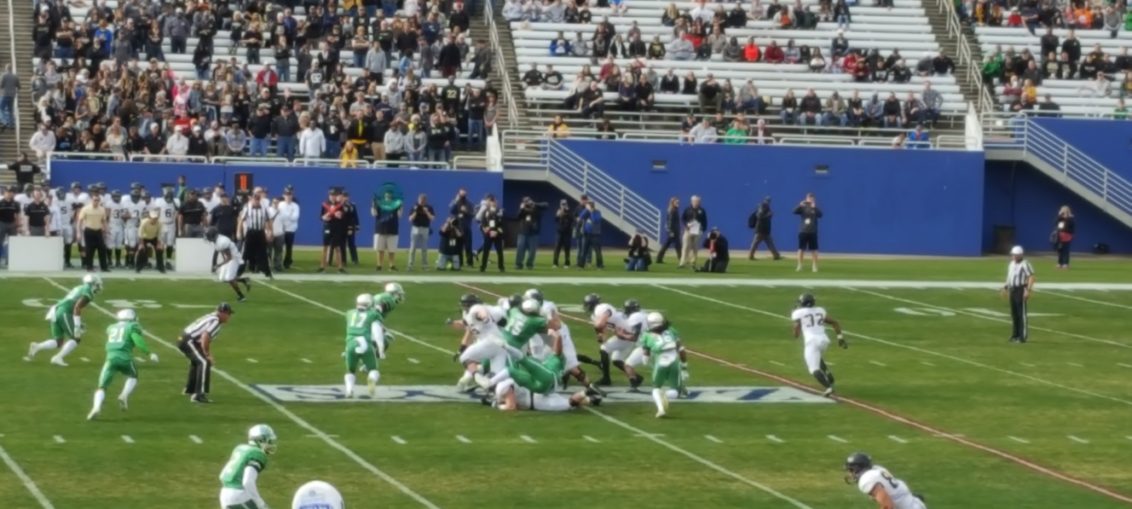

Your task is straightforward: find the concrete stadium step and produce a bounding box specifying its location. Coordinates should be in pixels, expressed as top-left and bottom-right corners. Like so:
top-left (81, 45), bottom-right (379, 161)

top-left (921, 0), bottom-right (989, 111)
top-left (0, 0), bottom-right (38, 176)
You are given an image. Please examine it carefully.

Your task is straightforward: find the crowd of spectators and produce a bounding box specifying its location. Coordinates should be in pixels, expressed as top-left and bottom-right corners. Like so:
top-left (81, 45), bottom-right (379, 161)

top-left (25, 0), bottom-right (500, 166)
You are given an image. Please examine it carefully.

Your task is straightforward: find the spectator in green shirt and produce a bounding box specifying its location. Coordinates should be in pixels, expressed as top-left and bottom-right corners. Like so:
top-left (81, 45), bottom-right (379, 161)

top-left (724, 121), bottom-right (748, 144)
top-left (1114, 98), bottom-right (1129, 120)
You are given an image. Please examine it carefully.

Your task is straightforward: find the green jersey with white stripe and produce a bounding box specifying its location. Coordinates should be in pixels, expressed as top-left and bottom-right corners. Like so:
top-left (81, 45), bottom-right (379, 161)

top-left (104, 322), bottom-right (151, 361)
top-left (345, 308), bottom-right (381, 342)
top-left (502, 308), bottom-right (548, 350)
top-left (219, 444), bottom-right (268, 489)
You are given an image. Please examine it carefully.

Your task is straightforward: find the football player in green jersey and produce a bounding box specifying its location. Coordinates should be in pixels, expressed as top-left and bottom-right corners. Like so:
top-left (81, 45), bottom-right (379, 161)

top-left (493, 320), bottom-right (601, 412)
top-left (639, 312), bottom-right (688, 418)
top-left (499, 298), bottom-right (558, 360)
top-left (219, 424), bottom-right (277, 509)
top-left (369, 282), bottom-right (404, 355)
top-left (87, 309), bottom-right (158, 420)
top-left (344, 294), bottom-right (383, 398)
top-left (26, 274), bottom-right (103, 366)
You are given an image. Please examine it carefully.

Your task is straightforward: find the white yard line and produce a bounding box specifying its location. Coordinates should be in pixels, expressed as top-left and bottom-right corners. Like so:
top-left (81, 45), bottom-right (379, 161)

top-left (766, 435), bottom-right (785, 444)
top-left (847, 288), bottom-right (1132, 350)
top-left (246, 358), bottom-right (259, 364)
top-left (391, 436), bottom-right (407, 445)
top-left (704, 435), bottom-right (724, 443)
top-left (8, 271), bottom-right (1132, 290)
top-left (43, 278), bottom-right (442, 509)
top-left (868, 360), bottom-right (887, 367)
top-left (407, 358), bottom-right (421, 364)
top-left (1118, 363), bottom-right (1132, 369)
top-left (920, 361), bottom-right (936, 367)
top-left (587, 408), bottom-right (815, 509)
top-left (120, 435), bottom-right (134, 444)
top-left (79, 357), bottom-right (90, 363)
top-left (455, 435), bottom-right (471, 444)
top-left (768, 360), bottom-right (787, 367)
top-left (1067, 362), bottom-right (1084, 368)
top-left (827, 435), bottom-right (849, 444)
top-left (1020, 362), bottom-right (1038, 368)
top-left (0, 444), bottom-right (55, 509)
top-left (1008, 436), bottom-right (1030, 444)
top-left (301, 358), bottom-right (313, 364)
top-left (655, 285), bottom-right (1132, 408)
top-left (519, 435), bottom-right (538, 444)
top-left (1067, 435), bottom-right (1090, 444)
top-left (1044, 291), bottom-right (1132, 311)
top-left (888, 435), bottom-right (908, 444)
top-left (583, 435), bottom-right (601, 443)
top-left (265, 280), bottom-right (816, 508)
top-left (189, 435), bottom-right (203, 444)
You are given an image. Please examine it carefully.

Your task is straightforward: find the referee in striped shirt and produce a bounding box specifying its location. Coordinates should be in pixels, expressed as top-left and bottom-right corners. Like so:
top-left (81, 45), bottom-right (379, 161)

top-left (238, 190), bottom-right (274, 278)
top-left (1002, 245), bottom-right (1036, 343)
top-left (178, 303), bottom-right (234, 403)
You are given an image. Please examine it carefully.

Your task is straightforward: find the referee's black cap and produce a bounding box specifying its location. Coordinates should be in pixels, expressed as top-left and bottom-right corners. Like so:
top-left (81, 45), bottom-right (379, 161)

top-left (217, 302), bottom-right (235, 314)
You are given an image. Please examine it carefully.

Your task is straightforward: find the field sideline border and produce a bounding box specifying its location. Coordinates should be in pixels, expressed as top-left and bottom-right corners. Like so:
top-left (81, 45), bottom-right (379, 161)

top-left (40, 278), bottom-right (443, 509)
top-left (3, 271), bottom-right (1132, 290)
top-left (454, 282), bottom-right (1132, 506)
top-left (258, 281), bottom-right (819, 509)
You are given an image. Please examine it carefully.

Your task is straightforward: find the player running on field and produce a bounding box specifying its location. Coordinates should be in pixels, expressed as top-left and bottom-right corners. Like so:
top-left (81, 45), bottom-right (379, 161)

top-left (87, 309), bottom-right (158, 420)
top-left (845, 453), bottom-right (928, 509)
top-left (26, 274), bottom-right (103, 366)
top-left (370, 282), bottom-right (405, 357)
top-left (451, 293), bottom-right (508, 392)
top-left (639, 312), bottom-right (688, 418)
top-left (343, 294), bottom-right (383, 398)
top-left (791, 293), bottom-right (847, 397)
top-left (219, 424), bottom-right (278, 509)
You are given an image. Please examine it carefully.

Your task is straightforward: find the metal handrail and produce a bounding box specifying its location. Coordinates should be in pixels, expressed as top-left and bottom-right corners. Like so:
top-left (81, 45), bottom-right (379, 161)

top-left (127, 154), bottom-right (211, 164)
top-left (6, 0), bottom-right (18, 151)
top-left (484, 0), bottom-right (520, 130)
top-left (935, 0), bottom-right (995, 113)
top-left (211, 156), bottom-right (292, 166)
top-left (545, 139), bottom-right (662, 242)
top-left (983, 116), bottom-right (1132, 217)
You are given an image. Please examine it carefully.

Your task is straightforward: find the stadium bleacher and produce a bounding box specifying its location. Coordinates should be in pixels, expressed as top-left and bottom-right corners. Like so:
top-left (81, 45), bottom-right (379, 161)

top-left (26, 0), bottom-right (496, 164)
top-left (505, 0), bottom-right (969, 140)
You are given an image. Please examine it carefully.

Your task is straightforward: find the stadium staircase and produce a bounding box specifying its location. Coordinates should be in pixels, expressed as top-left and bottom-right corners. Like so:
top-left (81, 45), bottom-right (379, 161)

top-left (984, 116), bottom-right (1132, 229)
top-left (0, 0), bottom-right (35, 185)
top-left (922, 0), bottom-right (994, 113)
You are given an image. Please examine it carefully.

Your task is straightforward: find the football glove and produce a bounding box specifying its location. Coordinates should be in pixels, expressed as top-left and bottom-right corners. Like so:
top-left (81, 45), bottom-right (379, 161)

top-left (148, 353), bottom-right (159, 363)
top-left (74, 324), bottom-right (86, 338)
top-left (837, 334), bottom-right (848, 349)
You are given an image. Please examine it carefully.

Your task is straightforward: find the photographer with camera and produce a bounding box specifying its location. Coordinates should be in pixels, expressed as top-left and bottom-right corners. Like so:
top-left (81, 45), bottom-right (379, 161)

top-left (514, 196), bottom-right (548, 270)
top-left (626, 231), bottom-right (652, 271)
top-left (696, 227), bottom-right (730, 273)
top-left (408, 193), bottom-right (435, 271)
top-left (436, 215), bottom-right (464, 270)
top-left (793, 192), bottom-right (822, 272)
top-left (449, 188), bottom-right (476, 266)
top-left (552, 199), bottom-right (575, 268)
top-left (478, 196), bottom-right (505, 273)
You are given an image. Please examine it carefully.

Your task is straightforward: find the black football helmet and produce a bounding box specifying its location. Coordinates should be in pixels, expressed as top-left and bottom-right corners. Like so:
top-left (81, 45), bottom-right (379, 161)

top-left (507, 293), bottom-right (524, 310)
top-left (110, 190), bottom-right (122, 202)
top-left (459, 293), bottom-right (481, 311)
top-left (204, 227), bottom-right (219, 242)
top-left (844, 452), bottom-right (873, 484)
top-left (623, 299), bottom-right (641, 315)
top-left (54, 188), bottom-right (66, 200)
top-left (582, 293), bottom-right (601, 313)
top-left (70, 181), bottom-right (82, 191)
top-left (798, 293), bottom-right (816, 308)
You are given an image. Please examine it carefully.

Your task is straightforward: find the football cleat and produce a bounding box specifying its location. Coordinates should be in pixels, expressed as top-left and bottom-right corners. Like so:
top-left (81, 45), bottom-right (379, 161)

top-left (822, 387), bottom-right (835, 398)
top-left (118, 397), bottom-right (128, 411)
top-left (87, 408), bottom-right (99, 421)
top-left (367, 378), bottom-right (377, 397)
top-left (50, 357), bottom-right (68, 367)
top-left (25, 342), bottom-right (39, 360)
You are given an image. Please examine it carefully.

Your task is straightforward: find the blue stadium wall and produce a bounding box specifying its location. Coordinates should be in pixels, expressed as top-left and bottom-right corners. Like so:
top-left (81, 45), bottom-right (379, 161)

top-left (1032, 118), bottom-right (1132, 182)
top-left (51, 161), bottom-right (503, 248)
top-left (984, 161), bottom-right (1132, 253)
top-left (559, 140), bottom-right (987, 256)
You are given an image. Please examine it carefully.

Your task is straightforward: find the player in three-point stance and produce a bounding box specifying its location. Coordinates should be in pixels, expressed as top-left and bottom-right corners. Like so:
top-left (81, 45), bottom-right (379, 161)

top-left (218, 424), bottom-right (278, 509)
top-left (845, 452), bottom-right (927, 509)
top-left (790, 293), bottom-right (847, 397)
top-left (206, 227), bottom-right (251, 302)
top-left (87, 309), bottom-right (158, 420)
top-left (26, 274), bottom-right (102, 366)
top-left (343, 294), bottom-right (383, 398)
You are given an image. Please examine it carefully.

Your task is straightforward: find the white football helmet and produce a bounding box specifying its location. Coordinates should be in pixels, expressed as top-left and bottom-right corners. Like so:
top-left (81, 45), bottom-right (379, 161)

top-left (356, 293), bottom-right (374, 309)
top-left (116, 309), bottom-right (137, 322)
top-left (248, 424), bottom-right (278, 455)
top-left (522, 288), bottom-right (544, 303)
top-left (646, 312), bottom-right (666, 332)
top-left (520, 298), bottom-right (541, 315)
top-left (292, 480), bottom-right (345, 509)
top-left (384, 282), bottom-right (405, 302)
top-left (82, 274), bottom-right (104, 293)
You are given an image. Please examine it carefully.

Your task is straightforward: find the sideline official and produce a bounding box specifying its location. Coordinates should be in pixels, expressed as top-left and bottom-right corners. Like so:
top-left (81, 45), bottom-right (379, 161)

top-left (1003, 245), bottom-right (1035, 343)
top-left (178, 303), bottom-right (234, 403)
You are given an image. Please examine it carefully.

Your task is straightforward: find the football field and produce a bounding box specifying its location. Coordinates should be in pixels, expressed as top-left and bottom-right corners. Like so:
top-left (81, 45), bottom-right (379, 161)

top-left (2, 253), bottom-right (1132, 509)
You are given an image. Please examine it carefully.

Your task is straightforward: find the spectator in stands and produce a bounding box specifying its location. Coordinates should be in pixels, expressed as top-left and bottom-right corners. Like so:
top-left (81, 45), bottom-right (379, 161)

top-left (780, 89), bottom-right (799, 124)
top-left (932, 52), bottom-right (955, 76)
top-left (165, 126), bottom-right (190, 160)
top-left (1120, 72), bottom-right (1132, 99)
top-left (298, 115), bottom-right (327, 165)
top-left (810, 48), bottom-right (828, 73)
top-left (29, 123), bottom-right (56, 164)
top-left (1062, 29), bottom-right (1082, 66)
top-left (688, 118), bottom-right (718, 143)
top-left (799, 89), bottom-right (824, 126)
top-left (903, 92), bottom-right (926, 124)
top-left (1078, 71), bottom-right (1112, 97)
top-left (825, 92), bottom-right (847, 126)
top-left (273, 105), bottom-right (301, 161)
top-left (340, 141), bottom-right (361, 168)
top-left (646, 35), bottom-right (666, 59)
top-left (504, 0), bottom-right (523, 20)
top-left (833, 0), bottom-right (852, 28)
top-left (1036, 94), bottom-right (1061, 117)
top-left (764, 40), bottom-right (785, 63)
top-left (522, 64), bottom-right (543, 88)
top-left (1114, 99), bottom-right (1130, 120)
top-left (784, 39), bottom-right (801, 64)
top-left (699, 74), bottom-right (723, 113)
top-left (0, 65), bottom-right (17, 132)
top-left (830, 29), bottom-right (849, 61)
top-left (750, 118), bottom-right (774, 144)
top-left (668, 32), bottom-right (695, 60)
top-left (882, 93), bottom-right (903, 128)
top-left (906, 124), bottom-right (930, 149)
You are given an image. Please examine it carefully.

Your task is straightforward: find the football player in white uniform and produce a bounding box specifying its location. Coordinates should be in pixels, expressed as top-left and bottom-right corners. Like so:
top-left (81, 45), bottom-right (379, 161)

top-left (452, 293), bottom-right (508, 392)
top-left (845, 453), bottom-right (927, 509)
top-left (524, 288), bottom-right (605, 395)
top-left (790, 293), bottom-right (847, 397)
top-left (151, 188), bottom-right (180, 267)
top-left (491, 324), bottom-right (601, 412)
top-left (292, 480), bottom-right (345, 509)
top-left (106, 190), bottom-right (131, 268)
top-left (62, 183), bottom-right (89, 268)
top-left (585, 294), bottom-right (645, 389)
top-left (206, 227), bottom-right (251, 302)
top-left (122, 188), bottom-right (143, 267)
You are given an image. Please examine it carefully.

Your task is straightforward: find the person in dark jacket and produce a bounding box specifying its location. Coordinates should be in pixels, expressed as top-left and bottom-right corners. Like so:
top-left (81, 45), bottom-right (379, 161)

top-left (577, 200), bottom-right (604, 269)
top-left (1054, 205), bottom-right (1075, 269)
top-left (655, 196), bottom-right (681, 263)
top-left (697, 227), bottom-right (730, 273)
top-left (478, 198), bottom-right (505, 272)
top-left (437, 35), bottom-right (462, 78)
top-left (626, 231), bottom-right (651, 271)
top-left (552, 199), bottom-right (575, 268)
top-left (436, 215), bottom-right (464, 270)
top-left (514, 196), bottom-right (548, 270)
top-left (450, 188), bottom-right (476, 266)
top-left (747, 196), bottom-right (781, 260)
top-left (680, 195), bottom-right (708, 268)
top-left (342, 191), bottom-right (360, 265)
top-left (272, 105), bottom-right (301, 161)
top-left (794, 192), bottom-right (823, 272)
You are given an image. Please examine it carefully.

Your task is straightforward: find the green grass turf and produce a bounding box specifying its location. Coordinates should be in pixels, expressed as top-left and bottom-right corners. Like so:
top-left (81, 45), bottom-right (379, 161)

top-left (1, 264), bottom-right (1131, 508)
